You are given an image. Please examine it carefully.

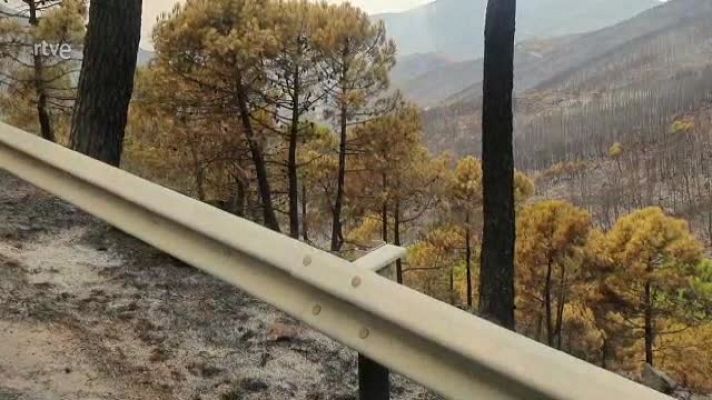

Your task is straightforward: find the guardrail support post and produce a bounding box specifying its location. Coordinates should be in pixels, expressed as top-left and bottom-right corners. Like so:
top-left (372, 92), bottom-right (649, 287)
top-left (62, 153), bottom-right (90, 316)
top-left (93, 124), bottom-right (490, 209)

top-left (359, 354), bottom-right (390, 400)
top-left (353, 244), bottom-right (405, 400)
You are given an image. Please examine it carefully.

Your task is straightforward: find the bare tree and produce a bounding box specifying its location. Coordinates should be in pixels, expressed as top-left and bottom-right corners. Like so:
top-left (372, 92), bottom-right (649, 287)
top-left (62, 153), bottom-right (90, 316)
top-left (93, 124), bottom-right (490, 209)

top-left (479, 0), bottom-right (517, 329)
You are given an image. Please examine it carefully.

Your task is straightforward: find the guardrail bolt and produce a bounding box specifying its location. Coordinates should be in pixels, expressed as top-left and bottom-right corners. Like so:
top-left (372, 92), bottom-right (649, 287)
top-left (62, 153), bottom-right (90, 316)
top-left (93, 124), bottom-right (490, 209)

top-left (359, 327), bottom-right (370, 339)
top-left (351, 276), bottom-right (362, 288)
top-left (302, 255), bottom-right (312, 266)
top-left (312, 304), bottom-right (322, 316)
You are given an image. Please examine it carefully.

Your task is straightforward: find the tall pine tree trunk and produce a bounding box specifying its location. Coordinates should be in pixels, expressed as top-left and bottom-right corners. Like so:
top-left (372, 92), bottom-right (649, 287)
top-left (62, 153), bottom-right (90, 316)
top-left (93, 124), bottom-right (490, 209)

top-left (555, 264), bottom-right (567, 349)
top-left (235, 179), bottom-right (246, 218)
top-left (190, 144), bottom-right (206, 201)
top-left (28, 1), bottom-right (55, 142)
top-left (331, 102), bottom-right (348, 252)
top-left (479, 0), bottom-right (517, 330)
top-left (35, 86), bottom-right (54, 141)
top-left (449, 267), bottom-right (456, 305)
top-left (382, 173), bottom-right (389, 242)
top-left (465, 212), bottom-right (473, 308)
top-left (601, 338), bottom-right (609, 369)
top-left (287, 66), bottom-right (301, 239)
top-left (544, 259), bottom-right (554, 346)
top-left (644, 278), bottom-right (655, 366)
top-left (331, 45), bottom-right (351, 253)
top-left (394, 199), bottom-right (403, 284)
top-left (70, 0), bottom-right (142, 167)
top-left (235, 80), bottom-right (281, 233)
top-left (301, 183), bottom-right (309, 242)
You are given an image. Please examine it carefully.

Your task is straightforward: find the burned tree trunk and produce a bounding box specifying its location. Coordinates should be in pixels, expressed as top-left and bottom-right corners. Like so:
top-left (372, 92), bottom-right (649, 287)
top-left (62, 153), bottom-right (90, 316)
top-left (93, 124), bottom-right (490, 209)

top-left (28, 1), bottom-right (55, 142)
top-left (235, 80), bottom-right (281, 233)
top-left (287, 66), bottom-right (301, 239)
top-left (331, 103), bottom-right (348, 251)
top-left (465, 212), bottom-right (473, 308)
top-left (70, 0), bottom-right (142, 167)
top-left (479, 0), bottom-right (517, 330)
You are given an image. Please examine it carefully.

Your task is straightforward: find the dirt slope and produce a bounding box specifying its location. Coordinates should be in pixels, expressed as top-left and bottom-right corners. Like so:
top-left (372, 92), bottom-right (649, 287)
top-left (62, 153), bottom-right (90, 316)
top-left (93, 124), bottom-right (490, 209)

top-left (0, 171), bottom-right (437, 400)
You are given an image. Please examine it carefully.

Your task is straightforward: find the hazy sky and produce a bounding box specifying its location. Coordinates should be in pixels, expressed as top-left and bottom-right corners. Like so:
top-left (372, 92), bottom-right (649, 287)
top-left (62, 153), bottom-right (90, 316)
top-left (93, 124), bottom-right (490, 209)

top-left (141, 0), bottom-right (432, 47)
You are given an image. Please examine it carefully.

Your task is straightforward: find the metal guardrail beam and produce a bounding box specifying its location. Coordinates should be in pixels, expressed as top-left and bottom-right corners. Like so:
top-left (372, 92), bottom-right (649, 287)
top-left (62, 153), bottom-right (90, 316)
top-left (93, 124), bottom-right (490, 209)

top-left (353, 244), bottom-right (406, 272)
top-left (0, 122), bottom-right (673, 400)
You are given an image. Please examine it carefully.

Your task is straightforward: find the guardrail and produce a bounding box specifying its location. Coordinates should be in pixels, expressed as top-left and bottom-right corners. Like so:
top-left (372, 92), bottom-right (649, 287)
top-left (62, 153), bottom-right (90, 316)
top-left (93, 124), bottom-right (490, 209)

top-left (0, 122), bottom-right (673, 400)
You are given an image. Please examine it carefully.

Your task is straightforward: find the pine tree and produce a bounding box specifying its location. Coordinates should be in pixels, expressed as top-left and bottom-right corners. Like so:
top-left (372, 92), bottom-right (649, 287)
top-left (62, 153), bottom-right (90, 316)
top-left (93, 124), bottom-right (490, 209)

top-left (70, 0), bottom-right (142, 166)
top-left (316, 4), bottom-right (396, 251)
top-left (516, 200), bottom-right (592, 347)
top-left (268, 1), bottom-right (330, 238)
top-left (150, 0), bottom-right (282, 230)
top-left (480, 0), bottom-right (518, 329)
top-left (601, 208), bottom-right (704, 367)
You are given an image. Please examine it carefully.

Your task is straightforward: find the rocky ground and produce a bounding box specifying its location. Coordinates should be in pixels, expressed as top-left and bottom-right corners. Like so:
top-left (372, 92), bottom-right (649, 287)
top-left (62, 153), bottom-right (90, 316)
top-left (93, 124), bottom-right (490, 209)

top-left (0, 170), bottom-right (438, 400)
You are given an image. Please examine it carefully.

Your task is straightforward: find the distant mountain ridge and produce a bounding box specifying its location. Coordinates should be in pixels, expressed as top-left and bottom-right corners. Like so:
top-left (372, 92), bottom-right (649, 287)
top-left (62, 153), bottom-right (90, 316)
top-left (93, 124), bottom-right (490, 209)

top-left (443, 0), bottom-right (708, 106)
top-left (377, 0), bottom-right (659, 61)
top-left (392, 35), bottom-right (578, 107)
top-left (420, 0), bottom-right (712, 166)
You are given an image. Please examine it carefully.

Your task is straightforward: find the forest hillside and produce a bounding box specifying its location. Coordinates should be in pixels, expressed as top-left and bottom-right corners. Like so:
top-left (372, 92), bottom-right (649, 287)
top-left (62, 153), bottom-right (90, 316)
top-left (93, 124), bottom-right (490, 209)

top-left (421, 0), bottom-right (712, 245)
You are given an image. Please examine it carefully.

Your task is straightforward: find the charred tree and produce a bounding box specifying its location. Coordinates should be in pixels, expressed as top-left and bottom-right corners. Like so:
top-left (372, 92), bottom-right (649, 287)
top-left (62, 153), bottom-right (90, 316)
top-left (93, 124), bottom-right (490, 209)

top-left (27, 1), bottom-right (55, 142)
top-left (70, 0), bottom-right (142, 167)
top-left (479, 0), bottom-right (517, 330)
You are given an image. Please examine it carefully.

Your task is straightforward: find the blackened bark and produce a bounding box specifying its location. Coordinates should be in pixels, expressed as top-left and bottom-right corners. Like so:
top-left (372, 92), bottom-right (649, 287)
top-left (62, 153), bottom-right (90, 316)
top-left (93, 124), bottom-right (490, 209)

top-left (235, 80), bottom-right (281, 233)
top-left (70, 0), bottom-right (142, 166)
top-left (331, 43), bottom-right (351, 253)
top-left (544, 259), bottom-right (554, 346)
top-left (479, 0), bottom-right (517, 330)
top-left (707, 211), bottom-right (712, 247)
top-left (394, 200), bottom-right (403, 284)
top-left (235, 179), bottom-right (246, 218)
top-left (301, 183), bottom-right (309, 242)
top-left (644, 278), bottom-right (655, 366)
top-left (465, 212), bottom-right (473, 308)
top-left (36, 91), bottom-right (55, 142)
top-left (601, 338), bottom-right (609, 369)
top-left (536, 314), bottom-right (544, 342)
top-left (28, 1), bottom-right (55, 142)
top-left (331, 102), bottom-right (348, 251)
top-left (382, 173), bottom-right (389, 243)
top-left (449, 267), bottom-right (456, 305)
top-left (287, 66), bottom-right (301, 239)
top-left (555, 264), bottom-right (567, 349)
top-left (190, 145), bottom-right (205, 201)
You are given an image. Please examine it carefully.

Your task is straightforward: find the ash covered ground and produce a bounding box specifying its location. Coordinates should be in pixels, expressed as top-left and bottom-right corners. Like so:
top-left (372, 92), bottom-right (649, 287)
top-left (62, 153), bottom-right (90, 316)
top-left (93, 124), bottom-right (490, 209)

top-left (0, 171), bottom-right (438, 400)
